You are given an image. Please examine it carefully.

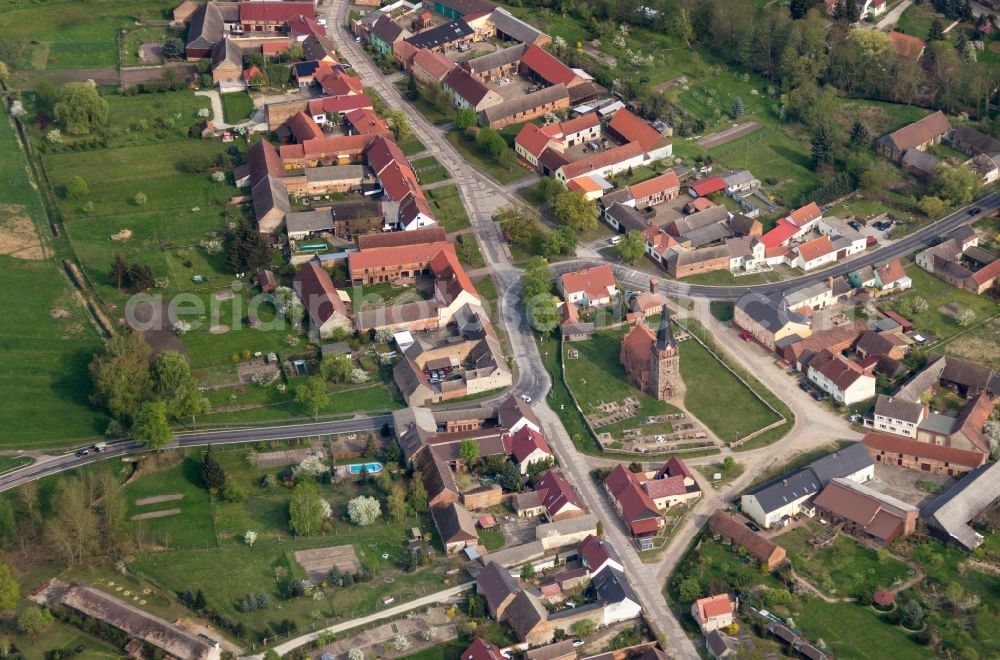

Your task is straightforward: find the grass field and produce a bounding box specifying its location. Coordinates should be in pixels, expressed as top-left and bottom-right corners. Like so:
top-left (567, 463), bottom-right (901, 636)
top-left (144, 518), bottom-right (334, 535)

top-left (454, 233), bottom-right (484, 269)
top-left (221, 92), bottom-right (254, 124)
top-left (411, 156), bottom-right (451, 185)
top-left (0, 116), bottom-right (108, 446)
top-left (886, 267), bottom-right (1000, 344)
top-left (776, 525), bottom-right (913, 599)
top-left (123, 454), bottom-right (216, 548)
top-left (445, 131), bottom-right (530, 186)
top-left (121, 25), bottom-right (175, 66)
top-left (941, 317), bottom-right (1000, 371)
top-left (678, 330), bottom-right (782, 443)
top-left (425, 185), bottom-right (470, 233)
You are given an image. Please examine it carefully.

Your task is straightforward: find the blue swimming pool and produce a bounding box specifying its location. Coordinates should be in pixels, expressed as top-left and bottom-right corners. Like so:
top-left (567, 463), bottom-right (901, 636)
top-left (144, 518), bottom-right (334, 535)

top-left (347, 462), bottom-right (383, 474)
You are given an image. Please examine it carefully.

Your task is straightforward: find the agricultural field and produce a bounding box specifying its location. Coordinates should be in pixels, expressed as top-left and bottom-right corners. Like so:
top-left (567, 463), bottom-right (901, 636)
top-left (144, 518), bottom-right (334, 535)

top-left (0, 115), bottom-right (107, 446)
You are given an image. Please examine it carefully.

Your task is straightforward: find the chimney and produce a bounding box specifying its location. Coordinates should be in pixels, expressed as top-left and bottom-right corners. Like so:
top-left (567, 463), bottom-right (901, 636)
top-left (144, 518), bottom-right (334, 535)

top-left (649, 278), bottom-right (658, 294)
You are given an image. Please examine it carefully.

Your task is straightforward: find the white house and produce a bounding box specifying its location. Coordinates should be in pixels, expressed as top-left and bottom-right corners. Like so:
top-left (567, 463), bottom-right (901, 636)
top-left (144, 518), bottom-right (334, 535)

top-left (868, 394), bottom-right (925, 438)
top-left (558, 265), bottom-right (617, 308)
top-left (578, 534), bottom-right (624, 577)
top-left (504, 427), bottom-right (554, 475)
top-left (592, 569), bottom-right (643, 626)
top-left (793, 235), bottom-right (837, 272)
top-left (783, 281), bottom-right (833, 312)
top-left (807, 350), bottom-right (876, 406)
top-left (692, 594), bottom-right (738, 635)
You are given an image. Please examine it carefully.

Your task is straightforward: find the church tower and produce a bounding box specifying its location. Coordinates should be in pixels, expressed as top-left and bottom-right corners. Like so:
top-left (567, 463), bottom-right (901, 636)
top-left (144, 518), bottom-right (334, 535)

top-left (649, 305), bottom-right (680, 400)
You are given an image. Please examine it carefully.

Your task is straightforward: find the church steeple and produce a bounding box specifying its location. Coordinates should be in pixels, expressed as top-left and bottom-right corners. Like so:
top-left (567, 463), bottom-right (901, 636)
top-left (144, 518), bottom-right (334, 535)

top-left (656, 305), bottom-right (675, 350)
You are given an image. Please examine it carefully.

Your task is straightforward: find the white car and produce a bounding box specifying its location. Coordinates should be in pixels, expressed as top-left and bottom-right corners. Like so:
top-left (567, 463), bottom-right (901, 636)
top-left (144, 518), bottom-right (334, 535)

top-left (572, 639), bottom-right (585, 648)
top-left (354, 36), bottom-right (362, 43)
top-left (520, 394), bottom-right (532, 403)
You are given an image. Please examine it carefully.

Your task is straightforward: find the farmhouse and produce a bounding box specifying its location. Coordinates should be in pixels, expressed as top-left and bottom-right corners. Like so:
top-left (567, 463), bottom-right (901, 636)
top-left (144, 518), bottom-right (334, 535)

top-left (806, 349), bottom-right (876, 405)
top-left (863, 432), bottom-right (985, 477)
top-left (734, 292), bottom-right (811, 352)
top-left (480, 84), bottom-right (570, 129)
top-left (292, 262), bottom-right (351, 339)
top-left (707, 511), bottom-right (786, 571)
top-left (442, 67), bottom-right (503, 111)
top-left (812, 477), bottom-right (918, 544)
top-left (922, 461), bottom-right (1000, 551)
top-left (692, 594), bottom-right (738, 635)
top-left (432, 501), bottom-right (479, 554)
top-left (558, 264), bottom-right (617, 308)
top-left (411, 48), bottom-right (457, 84)
top-left (534, 469), bottom-right (586, 521)
top-left (502, 427), bottom-right (554, 474)
top-left (876, 110), bottom-right (951, 162)
top-left (915, 230), bottom-right (1000, 295)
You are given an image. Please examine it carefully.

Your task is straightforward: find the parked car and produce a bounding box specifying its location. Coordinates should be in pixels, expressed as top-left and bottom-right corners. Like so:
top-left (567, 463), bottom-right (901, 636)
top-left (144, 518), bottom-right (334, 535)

top-left (739, 331), bottom-right (752, 342)
top-left (609, 235), bottom-right (623, 245)
top-left (521, 394), bottom-right (532, 403)
top-left (572, 639), bottom-right (585, 648)
top-left (354, 36), bottom-right (362, 43)
top-left (849, 413), bottom-right (862, 423)
top-left (810, 391), bottom-right (825, 401)
top-left (798, 382), bottom-right (812, 393)
top-left (745, 521), bottom-right (761, 532)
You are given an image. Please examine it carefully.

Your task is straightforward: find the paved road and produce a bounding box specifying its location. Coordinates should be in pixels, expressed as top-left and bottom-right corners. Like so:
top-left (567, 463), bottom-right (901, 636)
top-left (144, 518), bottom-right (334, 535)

top-left (0, 416), bottom-right (388, 493)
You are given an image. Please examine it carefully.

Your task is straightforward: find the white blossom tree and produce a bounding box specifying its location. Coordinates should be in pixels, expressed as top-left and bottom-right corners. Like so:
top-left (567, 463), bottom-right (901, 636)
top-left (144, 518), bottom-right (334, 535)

top-left (347, 495), bottom-right (381, 526)
top-left (244, 530), bottom-right (257, 547)
top-left (348, 368), bottom-right (370, 384)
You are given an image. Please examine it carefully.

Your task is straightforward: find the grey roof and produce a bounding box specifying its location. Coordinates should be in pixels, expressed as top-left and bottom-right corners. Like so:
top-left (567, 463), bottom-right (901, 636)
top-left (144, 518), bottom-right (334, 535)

top-left (948, 125), bottom-right (1000, 156)
top-left (784, 281), bottom-right (830, 308)
top-left (736, 292), bottom-right (808, 332)
top-left (918, 412), bottom-right (957, 435)
top-left (187, 1), bottom-right (224, 50)
top-left (874, 394), bottom-right (924, 424)
top-left (370, 15), bottom-right (408, 45)
top-left (514, 490), bottom-right (543, 512)
top-left (670, 205), bottom-right (729, 235)
top-left (252, 175), bottom-right (291, 221)
top-left (940, 356), bottom-right (1000, 395)
top-left (590, 567), bottom-right (639, 605)
top-left (720, 168), bottom-right (755, 187)
top-left (605, 202), bottom-right (648, 232)
top-left (963, 245), bottom-right (998, 265)
top-left (305, 165), bottom-right (366, 183)
top-left (286, 210), bottom-right (333, 235)
top-left (725, 236), bottom-right (755, 259)
top-left (745, 469), bottom-right (822, 514)
top-left (855, 330), bottom-right (895, 358)
top-left (211, 37), bottom-right (242, 69)
top-left (901, 148), bottom-right (941, 174)
top-left (600, 188), bottom-right (634, 209)
top-left (706, 630), bottom-right (734, 658)
top-left (431, 501), bottom-right (477, 543)
top-left (922, 461), bottom-right (1000, 550)
top-left (896, 353), bottom-right (949, 401)
top-left (525, 640), bottom-right (578, 660)
top-left (481, 84), bottom-right (569, 125)
top-left (477, 561), bottom-right (520, 613)
top-left (464, 43), bottom-right (527, 74)
top-left (489, 8), bottom-right (544, 44)
top-left (680, 222), bottom-right (730, 248)
top-left (406, 20), bottom-right (473, 49)
top-left (485, 539), bottom-right (545, 567)
top-left (505, 589), bottom-right (548, 640)
top-left (729, 213), bottom-right (758, 236)
top-left (807, 442), bottom-right (873, 486)
top-left (534, 513), bottom-right (597, 542)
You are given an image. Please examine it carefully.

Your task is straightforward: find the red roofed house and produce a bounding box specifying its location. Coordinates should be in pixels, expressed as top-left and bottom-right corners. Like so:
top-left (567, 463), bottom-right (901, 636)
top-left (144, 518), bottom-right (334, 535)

top-left (519, 44), bottom-right (582, 87)
top-left (558, 112), bottom-right (601, 146)
top-left (760, 219), bottom-right (802, 250)
top-left (888, 31), bottom-right (926, 61)
top-left (286, 111), bottom-right (324, 143)
top-left (240, 2), bottom-right (315, 32)
top-left (604, 464), bottom-right (664, 537)
top-left (292, 262), bottom-right (351, 339)
top-left (558, 264), bottom-right (616, 307)
top-left (629, 171), bottom-right (680, 208)
top-left (566, 175), bottom-right (606, 201)
top-left (348, 241), bottom-right (456, 285)
top-left (606, 108), bottom-right (662, 151)
top-left (378, 161), bottom-right (424, 204)
top-left (461, 638), bottom-right (505, 660)
top-left (864, 431), bottom-right (985, 476)
top-left (534, 469), bottom-right (586, 521)
top-left (411, 48), bottom-right (457, 85)
top-left (430, 248), bottom-right (481, 321)
top-left (442, 67), bottom-right (503, 112)
top-left (514, 122), bottom-right (563, 169)
top-left (692, 594), bottom-right (738, 634)
top-left (792, 235), bottom-right (836, 271)
top-left (503, 427), bottom-right (553, 474)
top-left (345, 108), bottom-right (390, 136)
top-left (397, 195), bottom-right (438, 232)
top-left (785, 201), bottom-right (822, 230)
top-left (578, 534), bottom-right (624, 576)
top-left (807, 349), bottom-right (876, 406)
top-left (875, 259), bottom-right (912, 293)
top-left (316, 67), bottom-right (364, 96)
top-left (366, 134), bottom-right (408, 176)
top-left (876, 110), bottom-right (950, 162)
top-left (648, 457), bottom-right (701, 508)
top-left (286, 13), bottom-right (326, 41)
top-left (687, 176), bottom-right (726, 198)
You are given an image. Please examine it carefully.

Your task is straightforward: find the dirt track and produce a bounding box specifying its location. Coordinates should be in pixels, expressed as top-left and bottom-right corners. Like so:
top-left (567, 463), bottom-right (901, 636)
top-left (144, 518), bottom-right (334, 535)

top-left (697, 120), bottom-right (762, 149)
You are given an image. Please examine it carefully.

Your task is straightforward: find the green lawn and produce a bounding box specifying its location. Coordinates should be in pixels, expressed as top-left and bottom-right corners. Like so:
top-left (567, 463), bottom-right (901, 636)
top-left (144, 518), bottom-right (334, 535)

top-left (121, 25), bottom-right (175, 67)
top-left (393, 80), bottom-right (454, 126)
top-left (895, 4), bottom-right (949, 42)
top-left (0, 116), bottom-right (108, 447)
top-left (775, 526), bottom-right (913, 599)
top-left (123, 454), bottom-right (217, 549)
top-left (678, 328), bottom-right (782, 443)
top-left (563, 325), bottom-right (682, 432)
top-left (454, 233), bottom-right (484, 269)
top-left (885, 266), bottom-right (1000, 344)
top-left (401, 641), bottom-right (470, 660)
top-left (398, 135), bottom-right (426, 156)
top-left (221, 92), bottom-right (254, 124)
top-left (0, 617), bottom-right (120, 659)
top-left (695, 459), bottom-right (743, 489)
top-left (477, 528), bottom-right (505, 551)
top-left (445, 131), bottom-right (531, 186)
top-left (411, 156), bottom-right (451, 185)
top-left (426, 185), bottom-right (470, 233)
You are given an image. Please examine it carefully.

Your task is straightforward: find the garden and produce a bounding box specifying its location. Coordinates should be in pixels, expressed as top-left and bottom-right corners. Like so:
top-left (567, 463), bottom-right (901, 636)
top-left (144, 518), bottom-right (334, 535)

top-left (885, 266), bottom-right (1000, 344)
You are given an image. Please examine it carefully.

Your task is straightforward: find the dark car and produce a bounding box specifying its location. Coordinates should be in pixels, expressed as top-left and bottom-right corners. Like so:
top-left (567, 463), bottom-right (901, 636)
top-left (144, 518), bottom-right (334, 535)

top-left (75, 449), bottom-right (89, 457)
top-left (968, 207), bottom-right (982, 215)
top-left (811, 391), bottom-right (825, 401)
top-left (798, 382), bottom-right (811, 393)
top-left (745, 521), bottom-right (761, 532)
top-left (848, 221), bottom-right (862, 231)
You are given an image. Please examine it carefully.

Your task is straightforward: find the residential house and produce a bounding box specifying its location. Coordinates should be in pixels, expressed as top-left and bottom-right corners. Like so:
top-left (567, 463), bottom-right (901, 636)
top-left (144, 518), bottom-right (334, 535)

top-left (513, 122), bottom-right (563, 169)
top-left (734, 292), bottom-right (811, 352)
top-left (916, 232), bottom-right (1000, 295)
top-left (534, 514), bottom-right (598, 550)
top-left (875, 260), bottom-right (912, 293)
top-left (442, 67), bottom-right (503, 112)
top-left (629, 171), bottom-right (680, 208)
top-left (460, 638), bottom-right (505, 660)
top-left (534, 469), bottom-right (586, 521)
top-left (558, 265), bottom-right (616, 307)
top-left (503, 427), bottom-right (553, 474)
top-left (604, 202), bottom-right (649, 233)
top-left (864, 431), bottom-right (985, 477)
top-left (876, 110), bottom-right (950, 162)
top-left (558, 111), bottom-right (601, 146)
top-left (370, 16), bottom-right (411, 57)
top-left (431, 501), bottom-right (479, 554)
top-left (922, 461), bottom-right (1000, 551)
top-left (404, 20), bottom-right (476, 53)
top-left (707, 511), bottom-right (787, 571)
top-left (504, 590), bottom-right (552, 645)
top-left (347, 241), bottom-right (454, 285)
top-left (870, 394), bottom-right (926, 438)
top-left (578, 534), bottom-right (624, 577)
top-left (606, 108), bottom-right (664, 151)
top-left (855, 330), bottom-right (908, 362)
top-left (292, 262), bottom-right (351, 339)
top-left (590, 568), bottom-right (643, 626)
top-left (554, 141), bottom-right (647, 183)
top-left (411, 48), bottom-right (457, 85)
top-left (807, 349), bottom-right (876, 405)
top-left (782, 320), bottom-right (868, 372)
top-left (394, 332), bottom-right (510, 405)
top-left (480, 84), bottom-right (570, 129)
top-left (740, 442), bottom-right (874, 528)
top-left (604, 464), bottom-right (664, 538)
top-left (692, 594), bottom-right (738, 634)
top-left (477, 561), bottom-right (519, 619)
top-left (812, 478), bottom-right (918, 544)
top-left (792, 235), bottom-right (837, 271)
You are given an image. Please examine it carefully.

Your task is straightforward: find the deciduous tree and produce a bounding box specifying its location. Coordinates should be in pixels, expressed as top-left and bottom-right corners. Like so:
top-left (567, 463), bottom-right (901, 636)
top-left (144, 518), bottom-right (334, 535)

top-left (295, 376), bottom-right (329, 420)
top-left (66, 175), bottom-right (89, 199)
top-left (17, 607), bottom-right (51, 640)
top-left (459, 439), bottom-right (479, 467)
top-left (53, 82), bottom-right (109, 134)
top-left (552, 191), bottom-right (598, 232)
top-left (201, 446), bottom-right (227, 493)
top-left (347, 495), bottom-right (381, 526)
top-left (320, 353), bottom-right (353, 383)
top-left (89, 329), bottom-right (152, 423)
top-left (132, 400), bottom-right (172, 449)
top-left (289, 480), bottom-right (325, 536)
top-left (387, 484), bottom-right (407, 523)
top-left (616, 231), bottom-right (646, 264)
top-left (0, 562), bottom-right (18, 612)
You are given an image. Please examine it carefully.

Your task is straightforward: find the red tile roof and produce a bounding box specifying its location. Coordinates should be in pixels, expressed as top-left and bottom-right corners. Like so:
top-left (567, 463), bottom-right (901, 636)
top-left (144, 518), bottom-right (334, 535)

top-left (971, 257), bottom-right (1000, 286)
top-left (876, 260), bottom-right (907, 285)
top-left (567, 176), bottom-right (602, 194)
top-left (280, 133), bottom-right (383, 161)
top-left (796, 235), bottom-right (834, 263)
top-left (534, 469), bottom-right (584, 518)
top-left (558, 141), bottom-right (645, 180)
top-left (287, 111), bottom-right (324, 142)
top-left (461, 638), bottom-right (505, 660)
top-left (242, 65), bottom-right (262, 82)
top-left (657, 457), bottom-right (694, 481)
top-left (884, 110), bottom-right (951, 153)
top-left (863, 432), bottom-right (985, 468)
top-left (240, 2), bottom-right (315, 22)
top-left (520, 44), bottom-right (578, 86)
top-left (378, 161), bottom-right (423, 202)
top-left (505, 427), bottom-right (552, 464)
top-left (310, 94), bottom-right (374, 115)
top-left (292, 262), bottom-right (348, 328)
top-left (349, 242), bottom-right (454, 273)
top-left (286, 13), bottom-right (326, 38)
top-left (607, 108), bottom-right (661, 151)
top-left (560, 264), bottom-right (615, 301)
top-left (695, 594), bottom-right (735, 623)
top-left (688, 176), bottom-right (726, 197)
top-left (443, 67), bottom-right (496, 106)
top-left (760, 219), bottom-right (800, 249)
top-left (430, 247), bottom-right (478, 302)
top-left (262, 40), bottom-right (291, 55)
top-left (365, 134), bottom-right (408, 175)
top-left (629, 171), bottom-right (680, 201)
top-left (345, 107), bottom-right (389, 135)
top-left (356, 226), bottom-right (446, 249)
top-left (514, 122), bottom-right (561, 159)
top-left (809, 349), bottom-right (870, 391)
top-left (559, 111), bottom-right (600, 136)
top-left (644, 475), bottom-right (687, 499)
top-left (688, 197), bottom-right (715, 212)
top-left (317, 69), bottom-right (364, 96)
top-left (787, 201), bottom-right (821, 227)
top-left (604, 464), bottom-right (662, 535)
top-left (578, 534), bottom-right (621, 572)
top-left (412, 48), bottom-right (456, 82)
